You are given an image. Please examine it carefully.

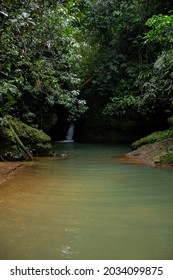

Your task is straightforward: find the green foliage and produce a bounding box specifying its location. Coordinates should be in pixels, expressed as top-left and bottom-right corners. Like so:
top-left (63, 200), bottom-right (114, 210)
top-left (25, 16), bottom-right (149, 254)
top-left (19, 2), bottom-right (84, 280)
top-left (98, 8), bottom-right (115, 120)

top-left (0, 80), bottom-right (21, 113)
top-left (145, 14), bottom-right (173, 46)
top-left (1, 0), bottom-right (173, 142)
top-left (0, 0), bottom-right (88, 129)
top-left (132, 128), bottom-right (173, 150)
top-left (103, 96), bottom-right (138, 118)
top-left (160, 152), bottom-right (173, 164)
top-left (57, 89), bottom-right (87, 121)
top-left (135, 49), bottom-right (173, 117)
top-left (80, 0), bottom-right (173, 132)
top-left (83, 0), bottom-right (169, 124)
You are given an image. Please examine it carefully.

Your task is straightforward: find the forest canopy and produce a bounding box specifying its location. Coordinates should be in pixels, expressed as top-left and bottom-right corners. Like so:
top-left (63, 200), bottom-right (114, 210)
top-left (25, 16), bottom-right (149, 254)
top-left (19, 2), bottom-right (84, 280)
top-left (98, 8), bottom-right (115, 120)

top-left (0, 0), bottom-right (173, 140)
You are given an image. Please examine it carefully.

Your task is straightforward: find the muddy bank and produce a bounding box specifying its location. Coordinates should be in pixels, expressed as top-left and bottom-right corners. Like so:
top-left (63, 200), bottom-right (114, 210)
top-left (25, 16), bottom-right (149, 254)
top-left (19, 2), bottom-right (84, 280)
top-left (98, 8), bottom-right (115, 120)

top-left (0, 162), bottom-right (29, 185)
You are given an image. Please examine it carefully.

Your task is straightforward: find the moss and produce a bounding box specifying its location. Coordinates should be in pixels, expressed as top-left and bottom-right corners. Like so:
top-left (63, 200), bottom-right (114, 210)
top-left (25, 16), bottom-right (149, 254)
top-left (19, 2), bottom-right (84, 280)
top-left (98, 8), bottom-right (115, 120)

top-left (0, 118), bottom-right (53, 161)
top-left (128, 137), bottom-right (173, 166)
top-left (11, 119), bottom-right (51, 143)
top-left (1, 126), bottom-right (15, 142)
top-left (160, 153), bottom-right (173, 164)
top-left (132, 128), bottom-right (173, 150)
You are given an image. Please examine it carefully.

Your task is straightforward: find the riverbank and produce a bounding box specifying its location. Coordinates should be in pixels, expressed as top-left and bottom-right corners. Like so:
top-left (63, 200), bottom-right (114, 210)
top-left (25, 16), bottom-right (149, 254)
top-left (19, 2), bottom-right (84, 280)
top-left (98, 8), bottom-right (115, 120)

top-left (1, 134), bottom-right (173, 187)
top-left (0, 162), bottom-right (29, 185)
top-left (127, 137), bottom-right (173, 168)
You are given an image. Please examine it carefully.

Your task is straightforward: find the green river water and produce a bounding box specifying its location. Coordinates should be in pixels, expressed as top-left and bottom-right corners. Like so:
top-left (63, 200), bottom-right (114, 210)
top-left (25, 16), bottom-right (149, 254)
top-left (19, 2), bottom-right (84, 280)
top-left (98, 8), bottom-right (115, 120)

top-left (0, 143), bottom-right (173, 260)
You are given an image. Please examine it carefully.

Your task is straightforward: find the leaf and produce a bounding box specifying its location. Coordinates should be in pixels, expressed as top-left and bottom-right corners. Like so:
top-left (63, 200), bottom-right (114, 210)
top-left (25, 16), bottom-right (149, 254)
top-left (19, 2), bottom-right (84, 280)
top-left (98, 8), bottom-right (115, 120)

top-left (0, 11), bottom-right (8, 17)
top-left (22, 12), bottom-right (30, 18)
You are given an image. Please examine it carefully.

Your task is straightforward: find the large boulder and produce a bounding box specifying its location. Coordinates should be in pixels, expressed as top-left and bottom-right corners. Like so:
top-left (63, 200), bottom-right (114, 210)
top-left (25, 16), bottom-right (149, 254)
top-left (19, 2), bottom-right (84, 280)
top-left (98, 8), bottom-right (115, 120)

top-left (0, 118), bottom-right (53, 161)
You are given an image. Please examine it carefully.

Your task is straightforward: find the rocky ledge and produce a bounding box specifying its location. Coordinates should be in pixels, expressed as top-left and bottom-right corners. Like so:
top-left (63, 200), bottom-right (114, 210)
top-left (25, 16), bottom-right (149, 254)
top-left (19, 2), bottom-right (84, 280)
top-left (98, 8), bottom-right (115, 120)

top-left (127, 128), bottom-right (173, 167)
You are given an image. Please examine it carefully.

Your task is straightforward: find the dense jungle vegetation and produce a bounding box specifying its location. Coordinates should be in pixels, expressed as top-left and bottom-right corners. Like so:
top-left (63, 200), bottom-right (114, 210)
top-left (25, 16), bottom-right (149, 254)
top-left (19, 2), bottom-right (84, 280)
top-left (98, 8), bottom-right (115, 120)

top-left (0, 0), bottom-right (173, 160)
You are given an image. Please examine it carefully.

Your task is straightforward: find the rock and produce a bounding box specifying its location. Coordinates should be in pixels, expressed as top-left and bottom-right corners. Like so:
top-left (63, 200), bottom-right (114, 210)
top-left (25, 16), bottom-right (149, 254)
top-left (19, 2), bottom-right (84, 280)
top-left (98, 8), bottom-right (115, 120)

top-left (127, 137), bottom-right (173, 166)
top-left (0, 118), bottom-right (53, 161)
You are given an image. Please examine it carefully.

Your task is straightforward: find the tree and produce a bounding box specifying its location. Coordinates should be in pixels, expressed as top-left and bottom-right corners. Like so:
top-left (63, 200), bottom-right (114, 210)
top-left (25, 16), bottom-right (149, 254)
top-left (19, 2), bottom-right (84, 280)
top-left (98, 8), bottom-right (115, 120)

top-left (0, 0), bottom-right (88, 130)
top-left (136, 13), bottom-right (173, 118)
top-left (82, 0), bottom-right (173, 130)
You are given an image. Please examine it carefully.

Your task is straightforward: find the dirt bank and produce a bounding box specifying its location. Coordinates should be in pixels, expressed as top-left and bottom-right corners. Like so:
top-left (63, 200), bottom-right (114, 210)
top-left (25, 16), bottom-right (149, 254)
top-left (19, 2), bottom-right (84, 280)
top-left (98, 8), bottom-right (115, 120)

top-left (0, 162), bottom-right (25, 185)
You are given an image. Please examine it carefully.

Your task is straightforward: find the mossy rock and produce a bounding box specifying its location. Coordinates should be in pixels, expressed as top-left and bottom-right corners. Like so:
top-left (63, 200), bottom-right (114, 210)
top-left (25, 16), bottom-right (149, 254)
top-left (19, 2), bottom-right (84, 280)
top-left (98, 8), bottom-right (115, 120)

top-left (0, 118), bottom-right (53, 161)
top-left (11, 119), bottom-right (51, 143)
top-left (128, 137), bottom-right (173, 166)
top-left (132, 128), bottom-right (173, 150)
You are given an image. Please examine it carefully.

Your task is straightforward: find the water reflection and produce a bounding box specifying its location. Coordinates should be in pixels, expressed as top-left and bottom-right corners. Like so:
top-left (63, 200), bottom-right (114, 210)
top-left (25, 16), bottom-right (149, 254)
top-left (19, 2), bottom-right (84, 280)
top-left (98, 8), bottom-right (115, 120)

top-left (0, 143), bottom-right (173, 259)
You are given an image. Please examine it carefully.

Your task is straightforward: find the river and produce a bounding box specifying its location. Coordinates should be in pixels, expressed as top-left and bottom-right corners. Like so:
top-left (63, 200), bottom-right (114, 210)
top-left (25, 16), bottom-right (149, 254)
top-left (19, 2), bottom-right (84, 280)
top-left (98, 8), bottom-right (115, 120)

top-left (0, 143), bottom-right (173, 260)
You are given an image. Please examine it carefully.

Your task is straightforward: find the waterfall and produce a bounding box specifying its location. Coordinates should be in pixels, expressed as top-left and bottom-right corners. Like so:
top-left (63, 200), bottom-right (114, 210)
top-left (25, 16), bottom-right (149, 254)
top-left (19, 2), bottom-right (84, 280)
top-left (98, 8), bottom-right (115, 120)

top-left (56, 122), bottom-right (74, 143)
top-left (65, 122), bottom-right (74, 141)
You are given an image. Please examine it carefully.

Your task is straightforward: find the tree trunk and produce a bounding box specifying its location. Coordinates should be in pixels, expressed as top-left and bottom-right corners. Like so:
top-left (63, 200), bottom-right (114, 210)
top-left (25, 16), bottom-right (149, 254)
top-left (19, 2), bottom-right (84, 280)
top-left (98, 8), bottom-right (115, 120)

top-left (8, 121), bottom-right (33, 161)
